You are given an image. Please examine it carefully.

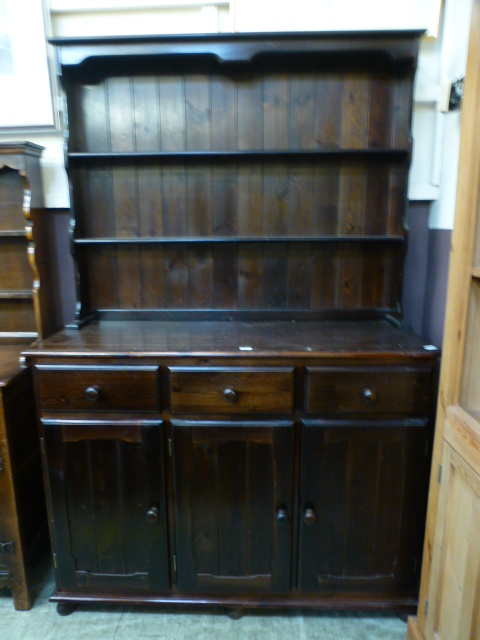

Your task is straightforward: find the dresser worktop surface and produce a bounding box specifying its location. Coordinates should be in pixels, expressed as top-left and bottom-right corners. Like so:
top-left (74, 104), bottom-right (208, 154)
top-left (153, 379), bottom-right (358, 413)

top-left (22, 319), bottom-right (438, 360)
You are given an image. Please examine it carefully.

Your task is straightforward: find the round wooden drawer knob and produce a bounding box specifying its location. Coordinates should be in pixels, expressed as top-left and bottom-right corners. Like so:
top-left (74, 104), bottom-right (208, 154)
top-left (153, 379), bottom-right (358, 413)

top-left (85, 386), bottom-right (100, 402)
top-left (363, 387), bottom-right (378, 405)
top-left (223, 388), bottom-right (237, 403)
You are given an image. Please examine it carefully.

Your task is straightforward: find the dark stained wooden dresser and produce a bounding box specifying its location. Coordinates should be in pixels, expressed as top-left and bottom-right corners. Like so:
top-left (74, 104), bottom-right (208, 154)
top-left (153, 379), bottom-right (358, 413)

top-left (0, 143), bottom-right (51, 609)
top-left (24, 32), bottom-right (439, 616)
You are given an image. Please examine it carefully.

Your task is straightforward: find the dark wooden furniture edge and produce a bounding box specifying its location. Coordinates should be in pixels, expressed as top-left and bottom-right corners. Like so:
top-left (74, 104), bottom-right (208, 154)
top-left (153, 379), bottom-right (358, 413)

top-left (49, 589), bottom-right (418, 611)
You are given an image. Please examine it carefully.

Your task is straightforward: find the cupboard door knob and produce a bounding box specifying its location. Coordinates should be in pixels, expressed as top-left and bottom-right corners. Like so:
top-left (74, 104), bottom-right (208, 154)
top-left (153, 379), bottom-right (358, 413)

top-left (304, 507), bottom-right (317, 525)
top-left (85, 386), bottom-right (100, 402)
top-left (146, 505), bottom-right (159, 524)
top-left (223, 388), bottom-right (237, 403)
top-left (363, 387), bottom-right (378, 405)
top-left (276, 508), bottom-right (289, 523)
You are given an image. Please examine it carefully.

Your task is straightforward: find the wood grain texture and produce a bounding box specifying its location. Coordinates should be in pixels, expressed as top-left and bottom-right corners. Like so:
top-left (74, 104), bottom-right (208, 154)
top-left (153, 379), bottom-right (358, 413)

top-left (173, 421), bottom-right (294, 593)
top-left (426, 439), bottom-right (480, 640)
top-left (35, 33), bottom-right (429, 614)
top-left (407, 617), bottom-right (427, 640)
top-left (0, 355), bottom-right (48, 610)
top-left (0, 146), bottom-right (53, 613)
top-left (37, 366), bottom-right (160, 413)
top-left (306, 367), bottom-right (432, 416)
top-left (169, 367), bottom-right (294, 414)
top-left (0, 147), bottom-right (56, 339)
top-left (24, 319), bottom-right (438, 359)
top-left (299, 423), bottom-right (427, 594)
top-left (416, 0), bottom-right (480, 632)
top-left (65, 57), bottom-right (413, 318)
top-left (43, 420), bottom-right (169, 592)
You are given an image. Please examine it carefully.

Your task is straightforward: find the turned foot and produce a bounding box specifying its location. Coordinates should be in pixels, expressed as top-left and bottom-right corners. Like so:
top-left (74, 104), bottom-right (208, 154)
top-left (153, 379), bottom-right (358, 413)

top-left (56, 602), bottom-right (76, 616)
top-left (226, 606), bottom-right (245, 620)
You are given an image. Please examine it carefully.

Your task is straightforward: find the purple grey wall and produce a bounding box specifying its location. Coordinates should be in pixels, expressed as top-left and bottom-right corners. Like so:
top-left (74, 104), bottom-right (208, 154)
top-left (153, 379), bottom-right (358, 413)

top-left (47, 209), bottom-right (76, 327)
top-left (402, 202), bottom-right (451, 348)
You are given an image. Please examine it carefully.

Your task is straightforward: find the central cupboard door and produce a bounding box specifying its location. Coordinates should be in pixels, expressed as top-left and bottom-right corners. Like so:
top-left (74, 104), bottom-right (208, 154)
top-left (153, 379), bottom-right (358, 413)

top-left (172, 420), bottom-right (294, 594)
top-left (43, 420), bottom-right (169, 593)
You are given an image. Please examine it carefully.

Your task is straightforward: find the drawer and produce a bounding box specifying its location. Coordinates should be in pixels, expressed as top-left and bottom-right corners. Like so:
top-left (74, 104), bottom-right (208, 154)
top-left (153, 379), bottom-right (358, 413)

top-left (36, 365), bottom-right (160, 412)
top-left (169, 367), bottom-right (294, 414)
top-left (305, 367), bottom-right (431, 416)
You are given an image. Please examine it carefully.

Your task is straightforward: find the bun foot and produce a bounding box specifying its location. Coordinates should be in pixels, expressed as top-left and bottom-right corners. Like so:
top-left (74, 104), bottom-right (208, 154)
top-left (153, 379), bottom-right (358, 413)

top-left (226, 606), bottom-right (245, 620)
top-left (56, 602), bottom-right (76, 616)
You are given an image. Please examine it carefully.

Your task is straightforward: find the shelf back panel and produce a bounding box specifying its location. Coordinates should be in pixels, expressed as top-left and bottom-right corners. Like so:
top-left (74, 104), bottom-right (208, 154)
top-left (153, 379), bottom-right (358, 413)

top-left (66, 69), bottom-right (412, 155)
top-left (77, 241), bottom-right (402, 314)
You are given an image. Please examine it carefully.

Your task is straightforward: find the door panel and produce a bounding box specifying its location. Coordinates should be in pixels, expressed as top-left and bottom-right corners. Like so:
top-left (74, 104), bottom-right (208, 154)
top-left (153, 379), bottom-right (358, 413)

top-left (299, 423), bottom-right (428, 594)
top-left (172, 421), bottom-right (294, 594)
top-left (43, 420), bottom-right (169, 593)
top-left (427, 442), bottom-right (480, 640)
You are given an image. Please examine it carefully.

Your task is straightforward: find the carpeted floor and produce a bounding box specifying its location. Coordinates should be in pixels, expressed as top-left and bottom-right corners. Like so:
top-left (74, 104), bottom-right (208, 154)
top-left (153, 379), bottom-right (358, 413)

top-left (0, 556), bottom-right (408, 640)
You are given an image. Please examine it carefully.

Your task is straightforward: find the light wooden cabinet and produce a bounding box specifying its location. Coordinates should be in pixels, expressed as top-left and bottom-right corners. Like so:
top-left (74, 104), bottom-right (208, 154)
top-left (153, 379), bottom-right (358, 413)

top-left (424, 408), bottom-right (480, 640)
top-left (407, 0), bottom-right (480, 638)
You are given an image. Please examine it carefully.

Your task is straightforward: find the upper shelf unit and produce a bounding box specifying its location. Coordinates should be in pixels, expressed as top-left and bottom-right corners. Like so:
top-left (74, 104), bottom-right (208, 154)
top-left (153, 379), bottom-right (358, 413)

top-left (52, 32), bottom-right (421, 322)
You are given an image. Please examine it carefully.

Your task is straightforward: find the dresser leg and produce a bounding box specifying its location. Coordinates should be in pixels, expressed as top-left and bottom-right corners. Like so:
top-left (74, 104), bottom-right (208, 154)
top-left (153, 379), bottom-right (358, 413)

top-left (57, 602), bottom-right (76, 616)
top-left (225, 606), bottom-right (245, 620)
top-left (9, 568), bottom-right (33, 611)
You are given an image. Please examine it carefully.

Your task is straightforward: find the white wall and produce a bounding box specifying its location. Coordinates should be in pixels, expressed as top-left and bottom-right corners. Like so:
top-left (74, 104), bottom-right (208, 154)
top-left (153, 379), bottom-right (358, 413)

top-left (0, 0), bottom-right (472, 230)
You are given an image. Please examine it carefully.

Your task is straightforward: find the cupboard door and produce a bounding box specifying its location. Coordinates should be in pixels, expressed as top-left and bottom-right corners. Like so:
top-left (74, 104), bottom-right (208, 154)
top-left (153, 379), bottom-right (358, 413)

top-left (43, 420), bottom-right (169, 593)
top-left (172, 421), bottom-right (294, 594)
top-left (298, 422), bottom-right (428, 594)
top-left (426, 440), bottom-right (480, 640)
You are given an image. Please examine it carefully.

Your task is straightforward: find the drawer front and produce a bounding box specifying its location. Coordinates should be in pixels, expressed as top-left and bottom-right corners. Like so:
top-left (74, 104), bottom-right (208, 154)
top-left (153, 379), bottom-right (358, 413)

top-left (169, 367), bottom-right (294, 414)
top-left (36, 366), bottom-right (160, 412)
top-left (305, 367), bottom-right (431, 416)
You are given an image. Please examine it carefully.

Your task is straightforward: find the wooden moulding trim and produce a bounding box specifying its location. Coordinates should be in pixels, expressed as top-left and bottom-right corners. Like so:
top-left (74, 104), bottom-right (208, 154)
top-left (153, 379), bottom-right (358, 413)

top-left (171, 419), bottom-right (294, 428)
top-left (50, 31), bottom-right (423, 67)
top-left (48, 590), bottom-right (418, 609)
top-left (445, 405), bottom-right (480, 478)
top-left (67, 149), bottom-right (411, 162)
top-left (22, 173), bottom-right (43, 341)
top-left (39, 413), bottom-right (162, 424)
top-left (301, 418), bottom-right (428, 429)
top-left (0, 142), bottom-right (44, 157)
top-left (406, 617), bottom-right (426, 640)
top-left (74, 235), bottom-right (405, 245)
top-left (94, 309), bottom-right (396, 322)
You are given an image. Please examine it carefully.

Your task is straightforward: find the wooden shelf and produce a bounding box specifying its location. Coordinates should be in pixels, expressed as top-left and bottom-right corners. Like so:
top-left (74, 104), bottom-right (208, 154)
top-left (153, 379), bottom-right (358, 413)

top-left (0, 331), bottom-right (37, 340)
top-left (74, 235), bottom-right (405, 246)
top-left (0, 290), bottom-right (33, 300)
top-left (67, 149), bottom-right (411, 165)
top-left (0, 230), bottom-right (26, 238)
